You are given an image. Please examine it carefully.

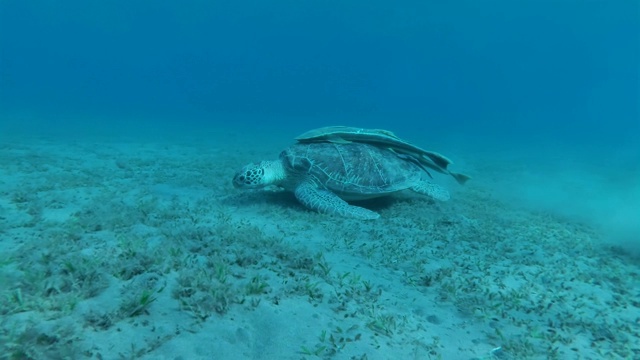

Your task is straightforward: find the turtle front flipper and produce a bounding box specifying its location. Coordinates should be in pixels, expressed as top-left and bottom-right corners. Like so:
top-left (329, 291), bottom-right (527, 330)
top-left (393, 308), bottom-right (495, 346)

top-left (411, 181), bottom-right (451, 201)
top-left (294, 181), bottom-right (380, 220)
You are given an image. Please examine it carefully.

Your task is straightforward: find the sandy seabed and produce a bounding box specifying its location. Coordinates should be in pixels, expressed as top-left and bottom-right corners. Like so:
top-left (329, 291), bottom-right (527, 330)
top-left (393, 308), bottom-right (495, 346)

top-left (0, 134), bottom-right (638, 360)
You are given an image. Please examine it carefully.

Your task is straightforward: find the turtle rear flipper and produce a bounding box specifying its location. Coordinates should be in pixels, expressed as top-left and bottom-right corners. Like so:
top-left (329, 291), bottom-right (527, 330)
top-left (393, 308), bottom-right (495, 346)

top-left (449, 172), bottom-right (472, 185)
top-left (294, 181), bottom-right (380, 220)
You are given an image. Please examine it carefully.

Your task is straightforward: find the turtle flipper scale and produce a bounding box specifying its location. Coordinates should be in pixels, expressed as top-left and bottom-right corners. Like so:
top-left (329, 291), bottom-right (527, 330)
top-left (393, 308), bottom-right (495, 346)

top-left (411, 181), bottom-right (451, 201)
top-left (294, 181), bottom-right (380, 220)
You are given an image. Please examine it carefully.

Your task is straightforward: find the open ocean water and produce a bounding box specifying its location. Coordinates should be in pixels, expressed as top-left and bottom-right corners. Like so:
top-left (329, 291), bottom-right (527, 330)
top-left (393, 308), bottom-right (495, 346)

top-left (0, 1), bottom-right (638, 359)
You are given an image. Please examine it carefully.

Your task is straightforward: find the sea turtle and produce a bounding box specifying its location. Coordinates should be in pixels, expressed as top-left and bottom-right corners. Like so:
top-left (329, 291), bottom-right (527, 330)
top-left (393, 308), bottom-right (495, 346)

top-left (296, 126), bottom-right (471, 185)
top-left (232, 142), bottom-right (451, 220)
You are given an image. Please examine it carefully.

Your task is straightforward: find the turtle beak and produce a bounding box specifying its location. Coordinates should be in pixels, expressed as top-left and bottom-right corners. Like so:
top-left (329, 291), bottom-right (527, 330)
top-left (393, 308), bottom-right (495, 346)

top-left (232, 171), bottom-right (251, 188)
top-left (232, 173), bottom-right (244, 188)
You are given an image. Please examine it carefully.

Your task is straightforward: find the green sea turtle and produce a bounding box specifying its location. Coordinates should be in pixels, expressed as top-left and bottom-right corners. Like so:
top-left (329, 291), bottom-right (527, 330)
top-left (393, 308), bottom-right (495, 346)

top-left (232, 142), bottom-right (451, 220)
top-left (296, 126), bottom-right (471, 185)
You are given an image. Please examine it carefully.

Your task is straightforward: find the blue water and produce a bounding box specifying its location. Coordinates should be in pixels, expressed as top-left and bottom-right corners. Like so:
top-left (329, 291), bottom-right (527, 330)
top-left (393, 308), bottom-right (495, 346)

top-left (1, 1), bottom-right (638, 148)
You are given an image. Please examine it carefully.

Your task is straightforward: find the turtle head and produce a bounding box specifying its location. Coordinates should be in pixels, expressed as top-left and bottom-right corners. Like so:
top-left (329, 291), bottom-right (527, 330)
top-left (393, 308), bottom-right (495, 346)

top-left (233, 160), bottom-right (285, 189)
